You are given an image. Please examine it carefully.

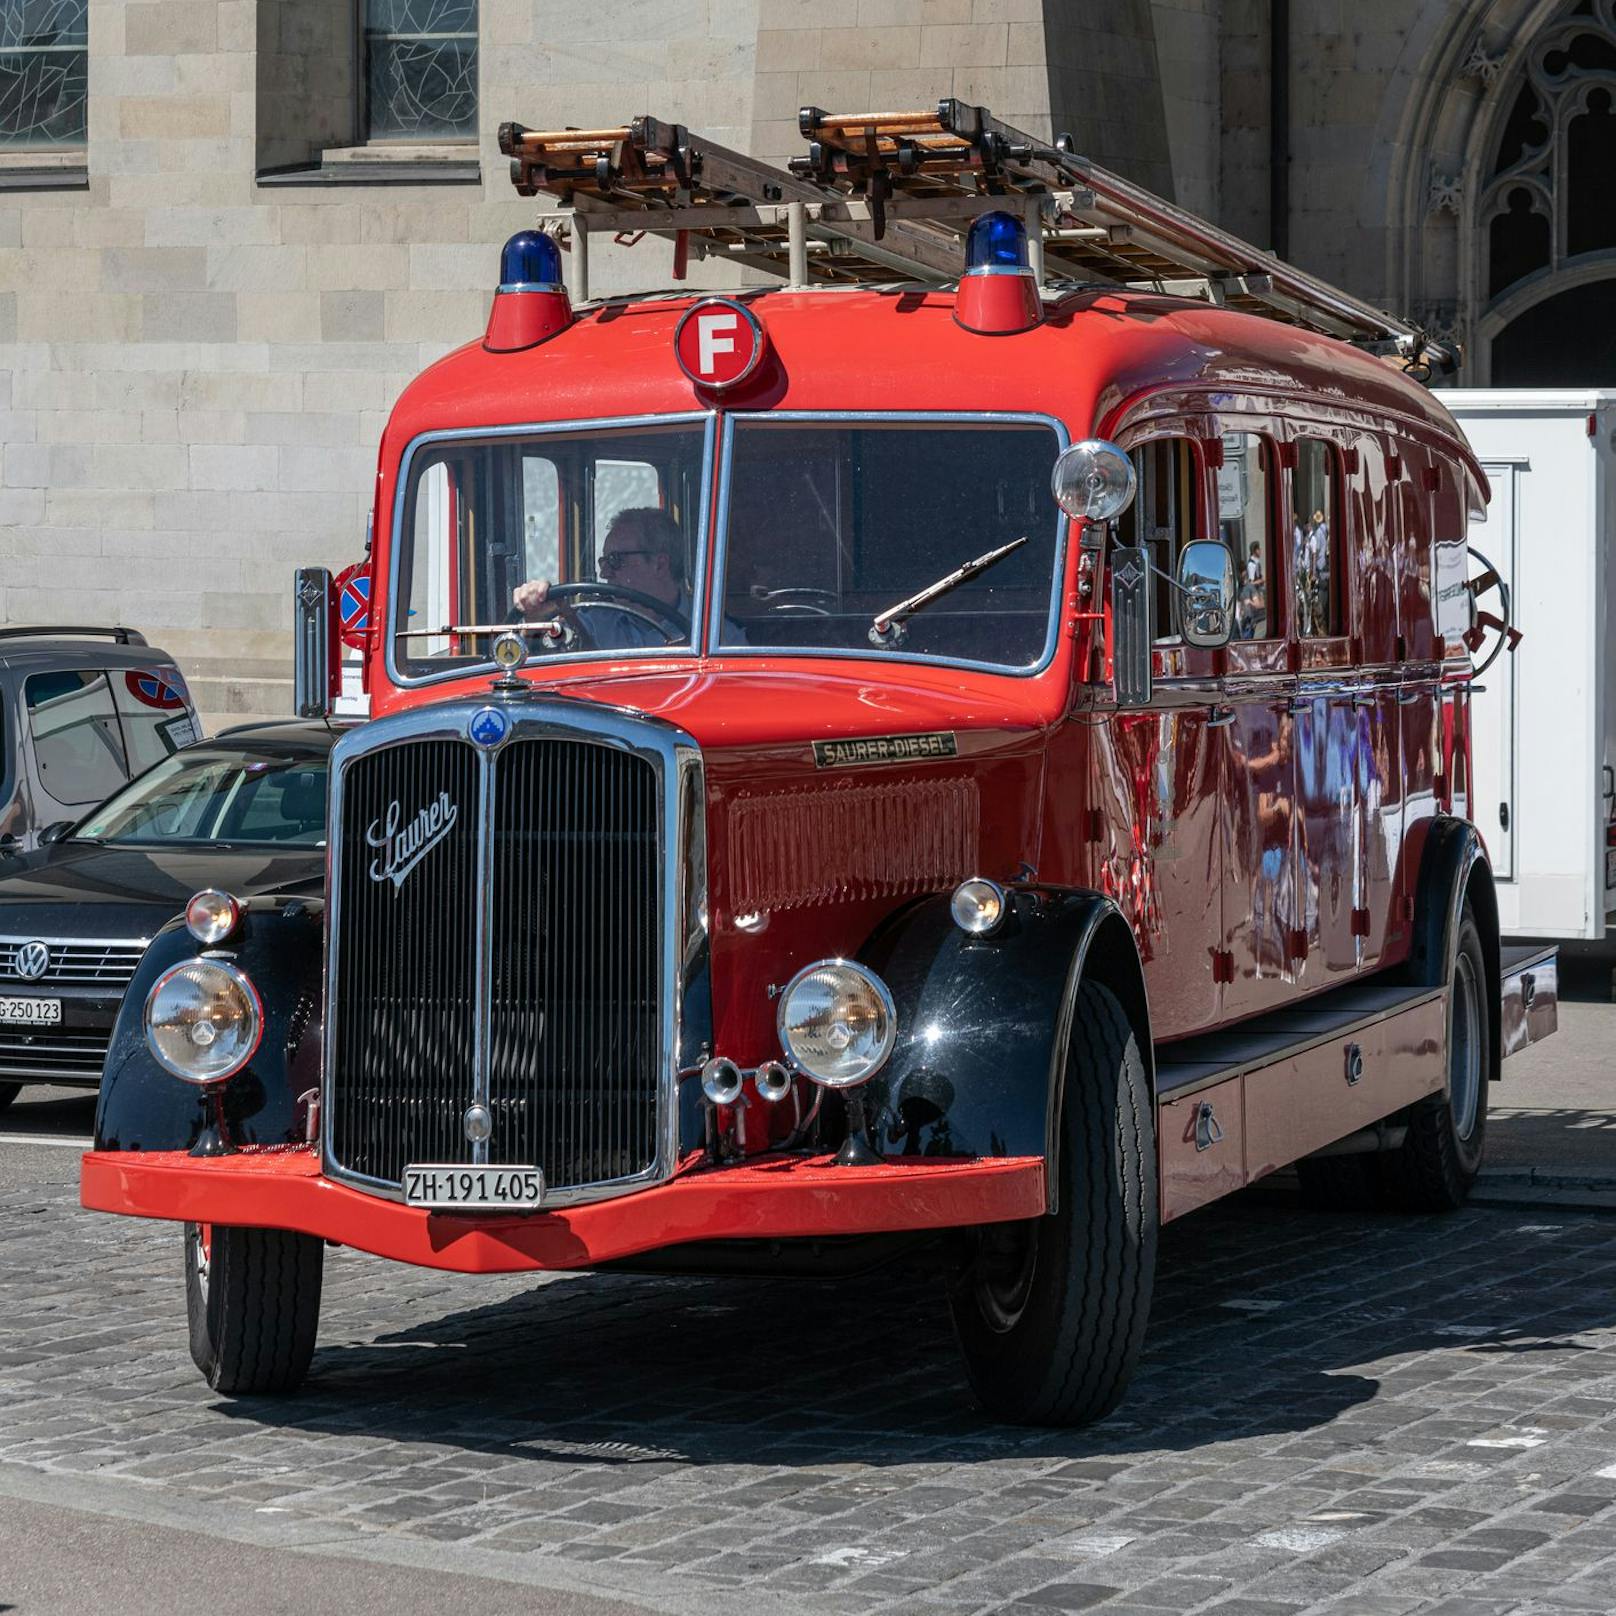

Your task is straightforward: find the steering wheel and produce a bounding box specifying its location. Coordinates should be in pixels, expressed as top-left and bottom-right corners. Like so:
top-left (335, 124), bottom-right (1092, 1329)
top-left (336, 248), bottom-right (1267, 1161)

top-left (747, 586), bottom-right (836, 618)
top-left (1462, 544), bottom-right (1522, 678)
top-left (511, 582), bottom-right (691, 649)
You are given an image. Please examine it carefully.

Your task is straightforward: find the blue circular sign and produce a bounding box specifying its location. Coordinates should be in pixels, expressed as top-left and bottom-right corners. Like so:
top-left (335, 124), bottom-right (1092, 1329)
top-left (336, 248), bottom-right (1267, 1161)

top-left (468, 706), bottom-right (510, 748)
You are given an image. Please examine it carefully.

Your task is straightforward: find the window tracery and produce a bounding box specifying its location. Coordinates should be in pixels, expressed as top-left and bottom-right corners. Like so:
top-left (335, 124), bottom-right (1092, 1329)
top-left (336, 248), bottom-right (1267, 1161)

top-left (0, 0), bottom-right (86, 149)
top-left (1483, 0), bottom-right (1616, 299)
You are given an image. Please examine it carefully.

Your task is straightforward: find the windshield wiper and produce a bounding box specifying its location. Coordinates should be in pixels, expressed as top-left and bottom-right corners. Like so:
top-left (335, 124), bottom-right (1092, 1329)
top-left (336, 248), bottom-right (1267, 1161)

top-left (869, 536), bottom-right (1028, 647)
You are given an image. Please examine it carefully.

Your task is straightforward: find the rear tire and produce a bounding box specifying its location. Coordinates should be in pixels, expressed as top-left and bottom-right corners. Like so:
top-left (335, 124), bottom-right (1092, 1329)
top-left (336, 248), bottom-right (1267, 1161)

top-left (0, 1083), bottom-right (18, 1115)
top-left (184, 1221), bottom-right (324, 1394)
top-left (1377, 906), bottom-right (1490, 1211)
top-left (950, 980), bottom-right (1157, 1426)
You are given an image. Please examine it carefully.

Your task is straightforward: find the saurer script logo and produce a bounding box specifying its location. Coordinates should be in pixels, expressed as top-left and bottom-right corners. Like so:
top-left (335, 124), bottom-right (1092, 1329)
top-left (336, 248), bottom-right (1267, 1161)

top-left (366, 792), bottom-right (458, 891)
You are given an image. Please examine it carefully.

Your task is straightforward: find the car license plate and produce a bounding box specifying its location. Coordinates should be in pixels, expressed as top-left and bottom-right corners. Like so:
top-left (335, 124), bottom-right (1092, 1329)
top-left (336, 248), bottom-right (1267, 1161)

top-left (403, 1165), bottom-right (543, 1210)
top-left (0, 996), bottom-right (61, 1026)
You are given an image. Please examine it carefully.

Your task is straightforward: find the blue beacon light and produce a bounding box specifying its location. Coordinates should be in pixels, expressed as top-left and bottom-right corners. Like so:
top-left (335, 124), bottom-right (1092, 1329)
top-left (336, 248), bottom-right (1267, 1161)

top-left (954, 210), bottom-right (1042, 334)
top-left (964, 211), bottom-right (1031, 274)
top-left (498, 229), bottom-right (563, 291)
top-left (486, 230), bottom-right (572, 352)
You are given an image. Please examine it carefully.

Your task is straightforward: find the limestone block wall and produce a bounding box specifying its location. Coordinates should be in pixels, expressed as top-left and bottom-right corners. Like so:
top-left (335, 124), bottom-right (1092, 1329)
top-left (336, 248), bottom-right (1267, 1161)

top-left (0, 0), bottom-right (1209, 729)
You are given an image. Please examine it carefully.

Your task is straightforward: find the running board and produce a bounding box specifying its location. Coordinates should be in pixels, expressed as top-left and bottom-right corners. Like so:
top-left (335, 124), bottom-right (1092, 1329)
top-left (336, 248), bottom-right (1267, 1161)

top-left (1153, 975), bottom-right (1448, 1223)
top-left (1152, 946), bottom-right (1558, 1223)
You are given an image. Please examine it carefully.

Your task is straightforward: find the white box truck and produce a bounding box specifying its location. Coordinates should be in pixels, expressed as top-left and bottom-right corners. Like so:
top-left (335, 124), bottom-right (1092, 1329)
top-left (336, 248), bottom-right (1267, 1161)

top-left (1437, 389), bottom-right (1616, 940)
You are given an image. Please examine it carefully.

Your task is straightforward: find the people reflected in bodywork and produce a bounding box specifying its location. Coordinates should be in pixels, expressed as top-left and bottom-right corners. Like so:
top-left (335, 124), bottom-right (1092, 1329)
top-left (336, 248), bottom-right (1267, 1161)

top-left (1231, 710), bottom-right (1295, 977)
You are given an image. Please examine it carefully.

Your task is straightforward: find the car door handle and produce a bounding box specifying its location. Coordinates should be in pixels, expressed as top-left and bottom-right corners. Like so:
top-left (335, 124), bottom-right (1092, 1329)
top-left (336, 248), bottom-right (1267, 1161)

top-left (1396, 689), bottom-right (1421, 706)
top-left (1206, 705), bottom-right (1236, 728)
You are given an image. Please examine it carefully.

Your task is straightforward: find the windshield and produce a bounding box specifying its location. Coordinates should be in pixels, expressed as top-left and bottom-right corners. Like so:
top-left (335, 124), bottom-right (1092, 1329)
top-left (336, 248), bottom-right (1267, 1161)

top-left (715, 419), bottom-right (1064, 669)
top-left (393, 421), bottom-right (710, 677)
top-left (390, 415), bottom-right (1063, 678)
top-left (75, 747), bottom-right (329, 847)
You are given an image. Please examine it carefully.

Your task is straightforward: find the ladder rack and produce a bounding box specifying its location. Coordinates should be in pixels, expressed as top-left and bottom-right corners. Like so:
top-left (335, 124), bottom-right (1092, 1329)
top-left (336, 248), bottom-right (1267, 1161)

top-left (498, 100), bottom-right (1454, 379)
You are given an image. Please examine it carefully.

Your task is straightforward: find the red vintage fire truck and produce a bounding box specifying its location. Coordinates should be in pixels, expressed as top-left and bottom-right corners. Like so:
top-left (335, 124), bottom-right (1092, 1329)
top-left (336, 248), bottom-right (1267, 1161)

top-left (82, 104), bottom-right (1558, 1426)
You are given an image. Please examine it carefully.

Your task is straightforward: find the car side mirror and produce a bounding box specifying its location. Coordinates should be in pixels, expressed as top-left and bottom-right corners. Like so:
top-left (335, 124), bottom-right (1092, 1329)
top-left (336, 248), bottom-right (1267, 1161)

top-left (38, 821), bottom-right (72, 846)
top-left (1176, 540), bottom-right (1235, 649)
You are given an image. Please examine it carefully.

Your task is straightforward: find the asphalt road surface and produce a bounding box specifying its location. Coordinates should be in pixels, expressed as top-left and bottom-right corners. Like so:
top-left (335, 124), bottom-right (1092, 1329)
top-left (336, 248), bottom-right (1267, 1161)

top-left (0, 991), bottom-right (1613, 1616)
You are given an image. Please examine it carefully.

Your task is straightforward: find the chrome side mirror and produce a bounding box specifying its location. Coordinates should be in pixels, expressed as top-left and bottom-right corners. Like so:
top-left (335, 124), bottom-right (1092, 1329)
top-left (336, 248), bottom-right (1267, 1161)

top-left (1176, 540), bottom-right (1235, 649)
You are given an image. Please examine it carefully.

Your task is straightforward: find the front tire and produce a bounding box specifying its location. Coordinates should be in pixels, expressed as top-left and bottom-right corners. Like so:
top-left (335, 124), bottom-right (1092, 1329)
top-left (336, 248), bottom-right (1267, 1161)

top-left (184, 1221), bottom-right (324, 1394)
top-left (950, 980), bottom-right (1157, 1426)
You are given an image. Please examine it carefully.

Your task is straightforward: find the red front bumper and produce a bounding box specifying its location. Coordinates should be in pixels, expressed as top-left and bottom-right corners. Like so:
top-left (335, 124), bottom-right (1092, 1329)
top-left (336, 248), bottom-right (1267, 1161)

top-left (80, 1148), bottom-right (1045, 1273)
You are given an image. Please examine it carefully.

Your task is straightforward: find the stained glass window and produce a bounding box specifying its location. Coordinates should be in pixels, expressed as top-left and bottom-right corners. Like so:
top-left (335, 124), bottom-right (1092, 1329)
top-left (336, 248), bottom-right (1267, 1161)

top-left (0, 0), bottom-right (87, 149)
top-left (364, 0), bottom-right (477, 142)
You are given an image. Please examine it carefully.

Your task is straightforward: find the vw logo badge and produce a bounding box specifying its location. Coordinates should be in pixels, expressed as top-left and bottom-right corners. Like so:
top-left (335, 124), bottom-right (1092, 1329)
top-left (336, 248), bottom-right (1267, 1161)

top-left (15, 941), bottom-right (49, 982)
top-left (468, 706), bottom-right (509, 749)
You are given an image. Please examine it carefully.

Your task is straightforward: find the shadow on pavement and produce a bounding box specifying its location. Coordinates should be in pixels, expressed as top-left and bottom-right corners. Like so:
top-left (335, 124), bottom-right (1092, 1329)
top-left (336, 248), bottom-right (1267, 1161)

top-left (219, 1192), bottom-right (1616, 1469)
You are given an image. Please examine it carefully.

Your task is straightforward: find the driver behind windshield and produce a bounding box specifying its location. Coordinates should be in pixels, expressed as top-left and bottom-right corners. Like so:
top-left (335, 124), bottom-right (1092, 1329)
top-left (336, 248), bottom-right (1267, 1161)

top-left (513, 507), bottom-right (688, 651)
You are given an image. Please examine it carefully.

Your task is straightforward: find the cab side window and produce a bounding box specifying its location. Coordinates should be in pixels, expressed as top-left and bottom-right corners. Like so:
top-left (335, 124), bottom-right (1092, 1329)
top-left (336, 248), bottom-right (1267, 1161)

top-left (25, 670), bottom-right (129, 807)
top-left (1117, 438), bottom-right (1200, 643)
top-left (1217, 432), bottom-right (1274, 639)
top-left (1294, 440), bottom-right (1343, 637)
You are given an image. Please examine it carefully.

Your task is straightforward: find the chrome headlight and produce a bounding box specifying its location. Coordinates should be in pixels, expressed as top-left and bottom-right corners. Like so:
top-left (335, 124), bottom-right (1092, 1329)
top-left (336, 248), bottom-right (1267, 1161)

top-left (777, 959), bottom-right (896, 1088)
top-left (145, 958), bottom-right (263, 1084)
top-left (185, 888), bottom-right (242, 945)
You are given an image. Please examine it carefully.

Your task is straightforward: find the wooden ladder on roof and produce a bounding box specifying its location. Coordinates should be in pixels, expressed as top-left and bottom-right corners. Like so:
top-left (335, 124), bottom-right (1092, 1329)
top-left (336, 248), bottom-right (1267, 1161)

top-left (497, 99), bottom-right (1455, 381)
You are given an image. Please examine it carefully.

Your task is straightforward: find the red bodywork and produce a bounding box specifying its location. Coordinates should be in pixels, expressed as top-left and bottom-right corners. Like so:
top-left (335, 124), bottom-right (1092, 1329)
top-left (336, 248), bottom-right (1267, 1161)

top-left (84, 281), bottom-right (1488, 1258)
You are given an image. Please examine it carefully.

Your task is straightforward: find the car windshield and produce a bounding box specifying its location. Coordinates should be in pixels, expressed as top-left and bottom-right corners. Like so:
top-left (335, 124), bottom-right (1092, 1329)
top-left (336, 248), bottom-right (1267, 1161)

top-left (393, 421), bottom-right (710, 677)
top-left (74, 746), bottom-right (329, 847)
top-left (391, 415), bottom-right (1066, 677)
top-left (714, 419), bottom-right (1064, 669)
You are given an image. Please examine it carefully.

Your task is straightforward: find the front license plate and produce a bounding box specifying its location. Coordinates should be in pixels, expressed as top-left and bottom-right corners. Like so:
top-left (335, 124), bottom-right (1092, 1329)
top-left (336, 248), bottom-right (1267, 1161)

top-left (403, 1165), bottom-right (543, 1211)
top-left (0, 996), bottom-right (60, 1025)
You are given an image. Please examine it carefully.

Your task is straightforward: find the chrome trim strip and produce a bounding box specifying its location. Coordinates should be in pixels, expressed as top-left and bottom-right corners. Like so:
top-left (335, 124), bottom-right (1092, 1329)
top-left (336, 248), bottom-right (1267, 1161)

top-left (469, 741), bottom-right (497, 1168)
top-left (0, 934), bottom-right (153, 948)
top-left (321, 695), bottom-right (703, 1210)
top-left (706, 410), bottom-right (1071, 679)
top-left (385, 412), bottom-right (717, 692)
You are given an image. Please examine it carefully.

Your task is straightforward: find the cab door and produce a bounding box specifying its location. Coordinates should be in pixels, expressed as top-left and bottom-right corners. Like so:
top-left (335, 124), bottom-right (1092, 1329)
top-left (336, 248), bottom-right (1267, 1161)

top-left (1213, 426), bottom-right (1301, 1020)
top-left (1090, 433), bottom-right (1225, 1039)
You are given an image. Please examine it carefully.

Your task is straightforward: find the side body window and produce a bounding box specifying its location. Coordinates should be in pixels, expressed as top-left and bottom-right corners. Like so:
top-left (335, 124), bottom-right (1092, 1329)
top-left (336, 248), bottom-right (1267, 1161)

top-left (1217, 432), bottom-right (1275, 640)
top-left (1294, 440), bottom-right (1344, 638)
top-left (1117, 438), bottom-right (1200, 643)
top-left (25, 670), bottom-right (129, 806)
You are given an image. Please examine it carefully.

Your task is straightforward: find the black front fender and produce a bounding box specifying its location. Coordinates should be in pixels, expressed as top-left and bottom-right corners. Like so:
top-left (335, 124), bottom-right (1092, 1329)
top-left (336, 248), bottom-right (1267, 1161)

top-left (859, 889), bottom-right (1150, 1184)
top-left (93, 895), bottom-right (324, 1153)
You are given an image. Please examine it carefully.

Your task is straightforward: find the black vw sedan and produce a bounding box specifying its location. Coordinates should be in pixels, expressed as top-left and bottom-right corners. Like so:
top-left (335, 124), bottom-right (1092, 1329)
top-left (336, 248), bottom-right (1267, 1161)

top-left (0, 721), bottom-right (335, 1111)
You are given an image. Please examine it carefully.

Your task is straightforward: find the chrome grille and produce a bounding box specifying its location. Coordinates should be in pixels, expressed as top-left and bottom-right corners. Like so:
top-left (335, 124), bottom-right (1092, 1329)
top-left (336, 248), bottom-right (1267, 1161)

top-left (329, 740), bottom-right (480, 1181)
top-left (0, 939), bottom-right (146, 988)
top-left (0, 1029), bottom-right (110, 1077)
top-left (489, 741), bottom-right (660, 1189)
top-left (325, 718), bottom-right (672, 1200)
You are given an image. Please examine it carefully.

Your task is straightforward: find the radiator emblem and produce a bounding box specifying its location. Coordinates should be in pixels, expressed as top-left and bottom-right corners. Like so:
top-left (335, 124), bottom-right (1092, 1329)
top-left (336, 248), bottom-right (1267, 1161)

top-left (468, 706), bottom-right (510, 747)
top-left (366, 793), bottom-right (459, 891)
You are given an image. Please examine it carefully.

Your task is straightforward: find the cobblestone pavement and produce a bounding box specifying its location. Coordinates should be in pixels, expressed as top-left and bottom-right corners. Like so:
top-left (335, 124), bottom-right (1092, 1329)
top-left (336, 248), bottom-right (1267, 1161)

top-left (7, 1157), bottom-right (1616, 1616)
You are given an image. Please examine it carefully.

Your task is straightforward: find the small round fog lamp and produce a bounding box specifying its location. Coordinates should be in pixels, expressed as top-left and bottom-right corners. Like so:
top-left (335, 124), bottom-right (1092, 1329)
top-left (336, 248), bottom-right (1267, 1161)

top-left (144, 958), bottom-right (263, 1084)
top-left (951, 878), bottom-right (1007, 936)
top-left (492, 631), bottom-right (529, 672)
top-left (185, 888), bottom-right (241, 946)
top-left (777, 959), bottom-right (896, 1089)
top-left (1052, 439), bottom-right (1137, 523)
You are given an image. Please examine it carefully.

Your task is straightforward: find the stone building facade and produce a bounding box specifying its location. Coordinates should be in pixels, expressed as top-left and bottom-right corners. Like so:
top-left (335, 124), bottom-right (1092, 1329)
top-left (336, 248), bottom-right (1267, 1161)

top-left (0, 0), bottom-right (1608, 722)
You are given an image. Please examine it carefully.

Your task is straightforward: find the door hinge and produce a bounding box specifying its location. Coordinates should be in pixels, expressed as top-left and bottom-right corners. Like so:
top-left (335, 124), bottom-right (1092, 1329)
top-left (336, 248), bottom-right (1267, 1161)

top-left (1350, 906), bottom-right (1371, 937)
top-left (1210, 947), bottom-right (1235, 984)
